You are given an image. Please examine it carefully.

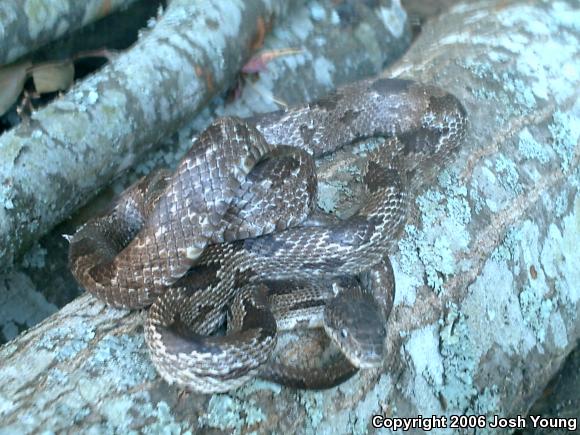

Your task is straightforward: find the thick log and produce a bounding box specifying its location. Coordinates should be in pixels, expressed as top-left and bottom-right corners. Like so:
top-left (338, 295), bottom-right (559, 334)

top-left (0, 0), bottom-right (142, 66)
top-left (0, 0), bottom-right (578, 433)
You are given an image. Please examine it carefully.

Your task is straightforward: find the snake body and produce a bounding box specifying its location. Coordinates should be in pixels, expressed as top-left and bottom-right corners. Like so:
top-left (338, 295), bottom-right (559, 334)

top-left (69, 78), bottom-right (467, 392)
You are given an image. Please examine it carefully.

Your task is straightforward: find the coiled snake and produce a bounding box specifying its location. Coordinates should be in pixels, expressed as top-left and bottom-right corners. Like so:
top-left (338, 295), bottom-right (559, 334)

top-left (69, 78), bottom-right (467, 393)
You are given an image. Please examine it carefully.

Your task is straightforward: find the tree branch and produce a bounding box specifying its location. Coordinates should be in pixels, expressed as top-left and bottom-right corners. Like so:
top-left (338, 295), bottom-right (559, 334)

top-left (0, 0), bottom-right (143, 66)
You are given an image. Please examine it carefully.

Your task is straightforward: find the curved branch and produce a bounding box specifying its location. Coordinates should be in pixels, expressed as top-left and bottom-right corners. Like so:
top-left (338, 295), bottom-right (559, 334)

top-left (0, 0), bottom-right (142, 66)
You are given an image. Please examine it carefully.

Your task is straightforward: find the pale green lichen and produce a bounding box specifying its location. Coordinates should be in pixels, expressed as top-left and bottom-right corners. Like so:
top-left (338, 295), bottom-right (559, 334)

top-left (548, 110), bottom-right (580, 172)
top-left (36, 324), bottom-right (94, 362)
top-left (317, 180), bottom-right (349, 214)
top-left (439, 306), bottom-right (478, 411)
top-left (346, 374), bottom-right (392, 434)
top-left (554, 190), bottom-right (569, 217)
top-left (547, 311), bottom-right (569, 350)
top-left (199, 394), bottom-right (266, 432)
top-left (473, 385), bottom-right (501, 422)
top-left (397, 170), bottom-right (471, 293)
top-left (490, 227), bottom-right (520, 263)
top-left (46, 367), bottom-right (68, 387)
top-left (404, 324), bottom-right (445, 413)
top-left (141, 401), bottom-right (192, 435)
top-left (299, 391), bottom-right (325, 430)
top-left (494, 155), bottom-right (523, 195)
top-left (398, 225), bottom-right (456, 292)
top-left (517, 127), bottom-right (550, 163)
top-left (540, 195), bottom-right (580, 309)
top-left (469, 179), bottom-right (485, 214)
top-left (82, 394), bottom-right (190, 434)
top-left (516, 221), bottom-right (557, 344)
top-left (236, 378), bottom-right (282, 396)
top-left (85, 334), bottom-right (157, 391)
top-left (353, 137), bottom-right (384, 155)
top-left (379, 1), bottom-right (407, 38)
top-left (449, 259), bottom-right (524, 411)
top-left (450, 194), bottom-right (579, 417)
top-left (519, 286), bottom-right (554, 343)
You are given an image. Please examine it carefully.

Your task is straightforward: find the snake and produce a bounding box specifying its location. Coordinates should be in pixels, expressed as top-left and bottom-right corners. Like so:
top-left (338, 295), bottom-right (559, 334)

top-left (69, 78), bottom-right (467, 393)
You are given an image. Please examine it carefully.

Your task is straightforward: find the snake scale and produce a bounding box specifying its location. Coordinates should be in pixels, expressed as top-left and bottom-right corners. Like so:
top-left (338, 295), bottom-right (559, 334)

top-left (69, 78), bottom-right (467, 393)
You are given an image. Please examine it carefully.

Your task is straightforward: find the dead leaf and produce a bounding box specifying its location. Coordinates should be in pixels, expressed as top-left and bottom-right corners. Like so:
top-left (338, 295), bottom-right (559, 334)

top-left (32, 61), bottom-right (75, 94)
top-left (0, 61), bottom-right (31, 116)
top-left (242, 48), bottom-right (302, 74)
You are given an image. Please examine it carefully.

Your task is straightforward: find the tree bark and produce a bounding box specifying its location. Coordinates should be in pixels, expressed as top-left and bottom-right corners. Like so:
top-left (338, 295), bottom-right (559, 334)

top-left (0, 0), bottom-right (142, 66)
top-left (0, 0), bottom-right (298, 270)
top-left (0, 0), bottom-right (579, 434)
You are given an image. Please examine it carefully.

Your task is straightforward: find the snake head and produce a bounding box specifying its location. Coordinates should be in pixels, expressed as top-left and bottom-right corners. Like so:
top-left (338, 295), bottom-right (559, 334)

top-left (323, 289), bottom-right (387, 369)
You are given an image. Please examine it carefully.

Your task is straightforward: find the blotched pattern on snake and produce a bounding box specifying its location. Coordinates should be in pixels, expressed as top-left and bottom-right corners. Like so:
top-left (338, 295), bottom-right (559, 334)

top-left (69, 78), bottom-right (467, 392)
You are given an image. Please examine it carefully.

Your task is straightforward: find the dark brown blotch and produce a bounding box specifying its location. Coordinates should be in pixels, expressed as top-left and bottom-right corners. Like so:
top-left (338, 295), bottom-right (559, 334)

top-left (339, 109), bottom-right (361, 125)
top-left (363, 164), bottom-right (401, 194)
top-left (174, 262), bottom-right (220, 295)
top-left (299, 124), bottom-right (315, 145)
top-left (157, 311), bottom-right (222, 355)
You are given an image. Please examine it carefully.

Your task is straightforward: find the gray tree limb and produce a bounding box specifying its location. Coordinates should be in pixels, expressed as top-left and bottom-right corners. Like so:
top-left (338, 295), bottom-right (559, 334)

top-left (0, 0), bottom-right (298, 270)
top-left (0, 0), bottom-right (142, 66)
top-left (0, 0), bottom-right (578, 433)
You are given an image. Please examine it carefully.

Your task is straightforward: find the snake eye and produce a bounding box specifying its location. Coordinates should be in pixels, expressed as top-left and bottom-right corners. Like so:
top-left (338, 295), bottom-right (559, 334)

top-left (341, 329), bottom-right (348, 338)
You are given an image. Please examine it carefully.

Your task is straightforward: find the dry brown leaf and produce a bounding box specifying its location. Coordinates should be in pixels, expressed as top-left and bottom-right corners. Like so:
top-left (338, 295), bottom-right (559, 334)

top-left (242, 48), bottom-right (302, 74)
top-left (32, 61), bottom-right (75, 94)
top-left (0, 61), bottom-right (30, 116)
